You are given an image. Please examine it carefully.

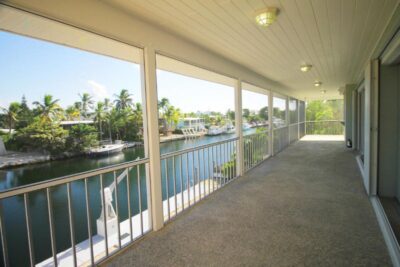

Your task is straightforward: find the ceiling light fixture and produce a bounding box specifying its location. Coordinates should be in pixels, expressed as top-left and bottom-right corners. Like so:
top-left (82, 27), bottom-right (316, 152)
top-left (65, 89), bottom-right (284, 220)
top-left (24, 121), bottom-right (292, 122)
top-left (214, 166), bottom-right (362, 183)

top-left (300, 64), bottom-right (312, 72)
top-left (321, 90), bottom-right (327, 94)
top-left (255, 7), bottom-right (279, 27)
top-left (314, 81), bottom-right (322, 87)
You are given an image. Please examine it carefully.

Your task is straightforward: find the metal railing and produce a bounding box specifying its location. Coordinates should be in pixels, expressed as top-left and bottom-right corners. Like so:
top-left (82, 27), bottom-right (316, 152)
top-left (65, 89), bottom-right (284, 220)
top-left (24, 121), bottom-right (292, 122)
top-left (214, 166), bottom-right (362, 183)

top-left (289, 123), bottom-right (299, 144)
top-left (243, 131), bottom-right (269, 172)
top-left (0, 158), bottom-right (150, 267)
top-left (305, 120), bottom-right (344, 135)
top-left (160, 137), bottom-right (239, 222)
top-left (273, 126), bottom-right (289, 154)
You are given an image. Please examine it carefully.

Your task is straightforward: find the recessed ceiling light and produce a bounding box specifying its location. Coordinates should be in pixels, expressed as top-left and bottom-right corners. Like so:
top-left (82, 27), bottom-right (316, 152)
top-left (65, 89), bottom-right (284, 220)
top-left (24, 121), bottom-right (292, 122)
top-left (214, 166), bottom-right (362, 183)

top-left (300, 64), bottom-right (312, 72)
top-left (255, 7), bottom-right (279, 27)
top-left (314, 81), bottom-right (322, 87)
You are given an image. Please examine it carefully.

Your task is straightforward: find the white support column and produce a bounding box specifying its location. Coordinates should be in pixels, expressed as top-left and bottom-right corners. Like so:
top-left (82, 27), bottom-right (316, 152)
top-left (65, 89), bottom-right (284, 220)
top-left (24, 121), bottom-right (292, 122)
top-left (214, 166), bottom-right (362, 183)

top-left (297, 99), bottom-right (300, 140)
top-left (268, 92), bottom-right (274, 156)
top-left (234, 79), bottom-right (244, 176)
top-left (286, 96), bottom-right (290, 145)
top-left (143, 47), bottom-right (164, 231)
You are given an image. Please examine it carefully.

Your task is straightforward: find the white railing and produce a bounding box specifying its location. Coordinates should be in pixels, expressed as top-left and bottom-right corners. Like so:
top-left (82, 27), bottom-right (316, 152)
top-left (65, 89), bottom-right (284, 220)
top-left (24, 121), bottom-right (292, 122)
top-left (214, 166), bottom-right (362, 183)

top-left (305, 120), bottom-right (344, 135)
top-left (160, 137), bottom-right (239, 222)
top-left (273, 126), bottom-right (289, 154)
top-left (0, 158), bottom-right (150, 267)
top-left (243, 131), bottom-right (269, 172)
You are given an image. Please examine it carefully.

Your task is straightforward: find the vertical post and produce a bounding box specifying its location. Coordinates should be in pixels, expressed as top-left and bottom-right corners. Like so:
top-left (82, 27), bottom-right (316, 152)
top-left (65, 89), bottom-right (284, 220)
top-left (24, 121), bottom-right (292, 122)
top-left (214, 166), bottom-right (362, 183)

top-left (234, 79), bottom-right (243, 176)
top-left (268, 91), bottom-right (273, 156)
top-left (286, 96), bottom-right (290, 145)
top-left (297, 99), bottom-right (300, 140)
top-left (143, 47), bottom-right (164, 231)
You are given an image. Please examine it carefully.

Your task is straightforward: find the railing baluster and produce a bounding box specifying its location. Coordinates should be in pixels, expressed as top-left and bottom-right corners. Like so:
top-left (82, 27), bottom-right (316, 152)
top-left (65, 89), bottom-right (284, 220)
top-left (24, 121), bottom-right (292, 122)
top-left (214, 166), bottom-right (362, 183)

top-left (192, 152), bottom-right (196, 203)
top-left (180, 155), bottom-right (184, 212)
top-left (0, 201), bottom-right (9, 267)
top-left (137, 166), bottom-right (143, 235)
top-left (67, 183), bottom-right (77, 267)
top-left (100, 174), bottom-right (109, 257)
top-left (197, 150), bottom-right (201, 200)
top-left (202, 148), bottom-right (206, 197)
top-left (46, 188), bottom-right (58, 267)
top-left (84, 178), bottom-right (94, 266)
top-left (218, 144), bottom-right (222, 187)
top-left (165, 159), bottom-right (170, 221)
top-left (173, 156), bottom-right (177, 217)
top-left (126, 169), bottom-right (133, 242)
top-left (186, 153), bottom-right (190, 207)
top-left (113, 171), bottom-right (121, 249)
top-left (208, 147), bottom-right (211, 194)
top-left (24, 193), bottom-right (35, 267)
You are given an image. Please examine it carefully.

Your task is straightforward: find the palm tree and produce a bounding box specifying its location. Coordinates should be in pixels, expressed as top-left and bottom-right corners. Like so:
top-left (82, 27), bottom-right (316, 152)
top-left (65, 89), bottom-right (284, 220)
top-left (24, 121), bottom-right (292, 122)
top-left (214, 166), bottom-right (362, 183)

top-left (114, 89), bottom-right (133, 110)
top-left (94, 102), bottom-right (106, 140)
top-left (104, 98), bottom-right (112, 141)
top-left (164, 105), bottom-right (181, 130)
top-left (79, 93), bottom-right (94, 118)
top-left (0, 102), bottom-right (21, 133)
top-left (33, 95), bottom-right (63, 122)
top-left (65, 106), bottom-right (81, 120)
top-left (158, 97), bottom-right (170, 118)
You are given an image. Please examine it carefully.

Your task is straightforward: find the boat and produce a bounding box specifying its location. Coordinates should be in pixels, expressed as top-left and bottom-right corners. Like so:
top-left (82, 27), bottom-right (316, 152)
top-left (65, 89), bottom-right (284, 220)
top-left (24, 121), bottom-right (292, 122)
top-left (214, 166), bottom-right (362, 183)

top-left (242, 122), bottom-right (252, 131)
top-left (206, 126), bottom-right (226, 136)
top-left (225, 124), bottom-right (235, 134)
top-left (87, 144), bottom-right (125, 157)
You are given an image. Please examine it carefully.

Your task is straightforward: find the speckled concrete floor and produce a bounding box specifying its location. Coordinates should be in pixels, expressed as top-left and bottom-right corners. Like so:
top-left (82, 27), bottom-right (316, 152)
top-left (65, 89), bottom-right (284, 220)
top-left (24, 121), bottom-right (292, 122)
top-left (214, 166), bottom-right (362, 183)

top-left (104, 140), bottom-right (391, 267)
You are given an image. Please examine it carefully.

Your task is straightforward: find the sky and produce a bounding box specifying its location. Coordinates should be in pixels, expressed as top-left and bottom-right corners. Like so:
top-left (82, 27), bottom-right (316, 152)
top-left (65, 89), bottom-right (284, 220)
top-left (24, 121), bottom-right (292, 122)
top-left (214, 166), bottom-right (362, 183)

top-left (0, 30), bottom-right (278, 114)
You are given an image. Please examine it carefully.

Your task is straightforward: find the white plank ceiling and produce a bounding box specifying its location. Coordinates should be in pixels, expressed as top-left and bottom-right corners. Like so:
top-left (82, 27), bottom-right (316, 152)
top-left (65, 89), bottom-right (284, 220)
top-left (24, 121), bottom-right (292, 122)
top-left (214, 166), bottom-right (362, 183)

top-left (106, 0), bottom-right (399, 99)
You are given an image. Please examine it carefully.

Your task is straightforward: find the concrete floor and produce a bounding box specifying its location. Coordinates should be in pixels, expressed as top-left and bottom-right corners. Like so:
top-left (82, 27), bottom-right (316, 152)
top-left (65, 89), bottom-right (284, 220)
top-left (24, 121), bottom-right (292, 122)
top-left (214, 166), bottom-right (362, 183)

top-left (104, 139), bottom-right (391, 267)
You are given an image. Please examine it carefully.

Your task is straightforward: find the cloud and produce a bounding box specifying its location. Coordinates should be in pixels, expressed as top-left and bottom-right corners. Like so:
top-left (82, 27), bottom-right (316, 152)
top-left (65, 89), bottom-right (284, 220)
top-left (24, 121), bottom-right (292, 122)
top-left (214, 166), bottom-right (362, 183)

top-left (87, 80), bottom-right (109, 100)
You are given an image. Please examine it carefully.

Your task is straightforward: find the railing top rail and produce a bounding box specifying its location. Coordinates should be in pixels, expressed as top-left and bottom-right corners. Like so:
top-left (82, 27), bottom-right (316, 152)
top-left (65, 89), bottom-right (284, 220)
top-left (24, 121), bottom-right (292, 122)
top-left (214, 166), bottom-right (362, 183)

top-left (273, 125), bottom-right (289, 130)
top-left (160, 137), bottom-right (239, 159)
top-left (305, 120), bottom-right (344, 123)
top-left (0, 157), bottom-right (150, 199)
top-left (243, 130), bottom-right (269, 137)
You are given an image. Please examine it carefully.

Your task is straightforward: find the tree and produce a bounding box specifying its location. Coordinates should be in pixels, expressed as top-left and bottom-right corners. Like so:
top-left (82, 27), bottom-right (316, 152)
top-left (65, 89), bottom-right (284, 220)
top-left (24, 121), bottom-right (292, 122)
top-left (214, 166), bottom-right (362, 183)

top-left (67, 124), bottom-right (98, 152)
top-left (94, 102), bottom-right (106, 140)
top-left (17, 95), bottom-right (33, 129)
top-left (104, 98), bottom-right (113, 141)
top-left (65, 106), bottom-right (81, 120)
top-left (258, 106), bottom-right (268, 121)
top-left (158, 97), bottom-right (171, 118)
top-left (33, 94), bottom-right (63, 123)
top-left (0, 102), bottom-right (21, 134)
top-left (226, 109), bottom-right (235, 121)
top-left (79, 93), bottom-right (94, 118)
top-left (164, 105), bottom-right (181, 130)
top-left (242, 108), bottom-right (250, 120)
top-left (14, 119), bottom-right (68, 154)
top-left (114, 89), bottom-right (133, 110)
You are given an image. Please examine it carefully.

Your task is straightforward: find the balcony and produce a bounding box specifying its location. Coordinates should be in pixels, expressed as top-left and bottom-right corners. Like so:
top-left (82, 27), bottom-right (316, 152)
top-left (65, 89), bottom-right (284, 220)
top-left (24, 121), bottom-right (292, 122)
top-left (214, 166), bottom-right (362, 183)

top-left (104, 137), bottom-right (389, 266)
top-left (1, 0), bottom-right (400, 266)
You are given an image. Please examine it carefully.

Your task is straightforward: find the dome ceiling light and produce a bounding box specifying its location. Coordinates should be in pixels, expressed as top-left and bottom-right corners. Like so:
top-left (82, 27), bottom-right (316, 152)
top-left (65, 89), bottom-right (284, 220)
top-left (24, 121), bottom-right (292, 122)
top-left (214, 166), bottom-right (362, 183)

top-left (314, 81), bottom-right (322, 87)
top-left (255, 7), bottom-right (279, 27)
top-left (300, 64), bottom-right (312, 72)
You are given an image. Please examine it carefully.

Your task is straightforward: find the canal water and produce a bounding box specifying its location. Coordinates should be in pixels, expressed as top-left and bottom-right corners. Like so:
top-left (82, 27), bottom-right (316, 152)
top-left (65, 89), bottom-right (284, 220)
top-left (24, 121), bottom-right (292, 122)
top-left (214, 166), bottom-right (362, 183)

top-left (0, 133), bottom-right (242, 266)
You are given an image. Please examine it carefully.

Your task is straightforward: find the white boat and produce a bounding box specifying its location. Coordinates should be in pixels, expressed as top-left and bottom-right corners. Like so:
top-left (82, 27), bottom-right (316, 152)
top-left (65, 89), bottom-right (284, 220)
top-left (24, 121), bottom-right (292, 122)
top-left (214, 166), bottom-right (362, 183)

top-left (206, 126), bottom-right (226, 136)
top-left (242, 123), bottom-right (252, 131)
top-left (225, 124), bottom-right (235, 134)
top-left (87, 144), bottom-right (125, 157)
